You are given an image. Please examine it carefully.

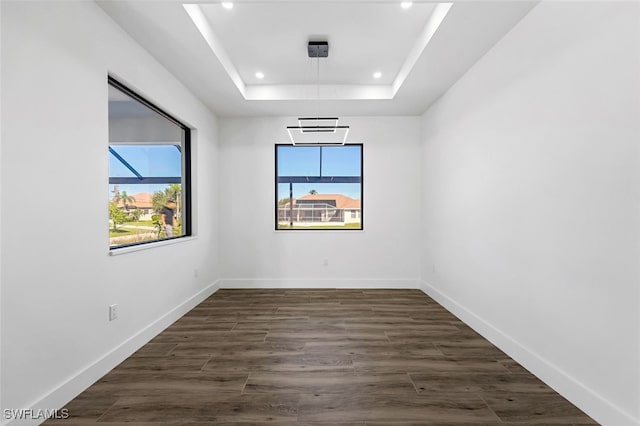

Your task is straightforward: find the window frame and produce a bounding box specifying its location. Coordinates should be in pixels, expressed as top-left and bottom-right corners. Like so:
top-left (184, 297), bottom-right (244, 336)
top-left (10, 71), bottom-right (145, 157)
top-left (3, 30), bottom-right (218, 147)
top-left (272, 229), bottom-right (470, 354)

top-left (274, 143), bottom-right (364, 231)
top-left (108, 76), bottom-right (192, 250)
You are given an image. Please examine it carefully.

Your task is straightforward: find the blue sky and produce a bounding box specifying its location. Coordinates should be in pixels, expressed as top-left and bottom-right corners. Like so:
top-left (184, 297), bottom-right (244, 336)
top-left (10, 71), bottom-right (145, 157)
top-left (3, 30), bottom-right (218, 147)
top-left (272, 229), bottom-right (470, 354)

top-left (277, 145), bottom-right (362, 199)
top-left (109, 145), bottom-right (182, 198)
top-left (109, 144), bottom-right (363, 201)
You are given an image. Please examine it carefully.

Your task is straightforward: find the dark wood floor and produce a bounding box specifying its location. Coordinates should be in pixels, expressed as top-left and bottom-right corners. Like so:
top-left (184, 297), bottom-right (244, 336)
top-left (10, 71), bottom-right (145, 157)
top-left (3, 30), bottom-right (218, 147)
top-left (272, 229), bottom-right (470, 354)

top-left (46, 289), bottom-right (598, 425)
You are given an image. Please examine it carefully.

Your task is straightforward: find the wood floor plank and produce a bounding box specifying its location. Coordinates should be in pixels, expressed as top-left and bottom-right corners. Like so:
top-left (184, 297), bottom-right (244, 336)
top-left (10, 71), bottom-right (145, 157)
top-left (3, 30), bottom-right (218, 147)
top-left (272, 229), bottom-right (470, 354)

top-left (482, 393), bottom-right (598, 424)
top-left (211, 423), bottom-right (365, 426)
top-left (113, 355), bottom-right (211, 372)
top-left (386, 328), bottom-right (481, 342)
top-left (434, 341), bottom-right (507, 357)
top-left (303, 340), bottom-right (414, 356)
top-left (165, 320), bottom-right (237, 332)
top-left (235, 314), bottom-right (311, 322)
top-left (96, 395), bottom-right (219, 422)
top-left (353, 355), bottom-right (512, 374)
top-left (204, 394), bottom-right (300, 423)
top-left (94, 371), bottom-right (248, 394)
top-left (151, 330), bottom-right (267, 343)
top-left (266, 331), bottom-right (387, 341)
top-left (410, 372), bottom-right (554, 394)
top-left (170, 341), bottom-right (305, 357)
top-left (47, 422), bottom-right (160, 426)
top-left (364, 423), bottom-right (585, 426)
top-left (244, 371), bottom-right (416, 395)
top-left (342, 320), bottom-right (452, 331)
top-left (98, 394), bottom-right (296, 422)
top-left (210, 421), bottom-right (362, 426)
top-left (233, 322), bottom-right (347, 332)
top-left (298, 394), bottom-right (500, 423)
top-left (387, 342), bottom-right (446, 357)
top-left (202, 353), bottom-right (354, 373)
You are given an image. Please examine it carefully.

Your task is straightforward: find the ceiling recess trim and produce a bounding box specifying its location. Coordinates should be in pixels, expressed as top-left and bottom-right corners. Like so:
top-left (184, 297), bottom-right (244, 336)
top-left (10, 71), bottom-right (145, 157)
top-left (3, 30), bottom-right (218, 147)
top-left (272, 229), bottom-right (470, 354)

top-left (183, 3), bottom-right (246, 97)
top-left (392, 2), bottom-right (452, 95)
top-left (183, 2), bottom-right (452, 101)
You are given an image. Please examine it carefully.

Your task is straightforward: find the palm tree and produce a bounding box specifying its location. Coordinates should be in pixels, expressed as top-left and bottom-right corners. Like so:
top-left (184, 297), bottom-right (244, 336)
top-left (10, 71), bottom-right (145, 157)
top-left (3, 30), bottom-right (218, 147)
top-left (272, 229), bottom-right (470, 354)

top-left (309, 189), bottom-right (318, 195)
top-left (114, 190), bottom-right (135, 211)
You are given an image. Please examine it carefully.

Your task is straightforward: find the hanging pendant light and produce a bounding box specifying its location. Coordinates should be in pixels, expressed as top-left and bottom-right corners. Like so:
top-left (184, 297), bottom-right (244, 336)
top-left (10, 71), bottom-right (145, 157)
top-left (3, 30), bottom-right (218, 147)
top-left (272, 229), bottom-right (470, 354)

top-left (287, 41), bottom-right (350, 146)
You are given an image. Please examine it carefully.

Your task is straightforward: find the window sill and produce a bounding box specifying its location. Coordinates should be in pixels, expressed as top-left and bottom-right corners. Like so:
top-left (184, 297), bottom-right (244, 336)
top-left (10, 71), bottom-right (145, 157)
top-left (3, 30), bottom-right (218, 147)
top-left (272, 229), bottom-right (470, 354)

top-left (109, 236), bottom-right (197, 256)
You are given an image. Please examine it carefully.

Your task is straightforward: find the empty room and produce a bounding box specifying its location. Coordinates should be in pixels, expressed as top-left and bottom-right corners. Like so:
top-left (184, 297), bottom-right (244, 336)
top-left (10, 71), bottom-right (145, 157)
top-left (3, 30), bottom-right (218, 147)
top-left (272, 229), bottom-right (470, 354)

top-left (1, 0), bottom-right (638, 425)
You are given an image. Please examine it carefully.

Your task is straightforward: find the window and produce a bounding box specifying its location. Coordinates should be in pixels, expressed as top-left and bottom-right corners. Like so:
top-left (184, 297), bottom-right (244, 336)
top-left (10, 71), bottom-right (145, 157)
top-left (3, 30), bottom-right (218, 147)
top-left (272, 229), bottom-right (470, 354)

top-left (108, 77), bottom-right (191, 249)
top-left (275, 144), bottom-right (363, 230)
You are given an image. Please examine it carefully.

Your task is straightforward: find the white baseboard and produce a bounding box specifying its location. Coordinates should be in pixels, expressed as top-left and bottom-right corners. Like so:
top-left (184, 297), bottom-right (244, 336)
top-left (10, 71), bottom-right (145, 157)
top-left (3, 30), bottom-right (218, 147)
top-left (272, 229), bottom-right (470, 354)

top-left (419, 280), bottom-right (639, 426)
top-left (218, 278), bottom-right (420, 289)
top-left (4, 280), bottom-right (220, 426)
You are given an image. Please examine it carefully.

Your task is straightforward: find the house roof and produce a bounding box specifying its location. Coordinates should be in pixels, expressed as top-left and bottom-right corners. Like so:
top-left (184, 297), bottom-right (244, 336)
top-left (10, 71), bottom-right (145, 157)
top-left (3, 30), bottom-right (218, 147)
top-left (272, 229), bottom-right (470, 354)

top-left (298, 194), bottom-right (361, 209)
top-left (131, 193), bottom-right (154, 208)
top-left (115, 192), bottom-right (154, 209)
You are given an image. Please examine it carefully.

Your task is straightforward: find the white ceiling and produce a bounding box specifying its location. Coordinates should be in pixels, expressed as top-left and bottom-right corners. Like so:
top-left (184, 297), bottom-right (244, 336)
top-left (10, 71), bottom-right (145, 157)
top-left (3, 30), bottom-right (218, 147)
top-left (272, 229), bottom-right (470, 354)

top-left (97, 0), bottom-right (538, 117)
top-left (199, 2), bottom-right (439, 86)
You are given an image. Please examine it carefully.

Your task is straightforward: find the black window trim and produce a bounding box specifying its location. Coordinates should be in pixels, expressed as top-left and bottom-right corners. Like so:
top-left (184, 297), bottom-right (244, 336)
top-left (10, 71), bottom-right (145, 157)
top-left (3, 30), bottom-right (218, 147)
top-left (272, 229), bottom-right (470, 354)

top-left (274, 143), bottom-right (364, 231)
top-left (108, 76), bottom-right (192, 250)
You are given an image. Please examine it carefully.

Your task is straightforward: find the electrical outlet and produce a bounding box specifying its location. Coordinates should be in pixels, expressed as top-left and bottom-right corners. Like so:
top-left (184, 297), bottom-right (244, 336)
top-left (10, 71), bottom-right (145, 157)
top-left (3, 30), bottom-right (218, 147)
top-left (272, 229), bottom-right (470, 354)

top-left (323, 259), bottom-right (329, 267)
top-left (109, 304), bottom-right (118, 321)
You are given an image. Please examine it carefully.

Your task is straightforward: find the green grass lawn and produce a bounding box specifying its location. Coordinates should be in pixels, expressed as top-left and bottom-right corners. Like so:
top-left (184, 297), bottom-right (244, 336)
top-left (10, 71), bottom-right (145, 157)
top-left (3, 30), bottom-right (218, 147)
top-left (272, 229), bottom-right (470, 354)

top-left (123, 220), bottom-right (154, 226)
top-left (109, 221), bottom-right (156, 237)
top-left (278, 223), bottom-right (362, 230)
top-left (109, 227), bottom-right (157, 238)
top-left (109, 228), bottom-right (140, 238)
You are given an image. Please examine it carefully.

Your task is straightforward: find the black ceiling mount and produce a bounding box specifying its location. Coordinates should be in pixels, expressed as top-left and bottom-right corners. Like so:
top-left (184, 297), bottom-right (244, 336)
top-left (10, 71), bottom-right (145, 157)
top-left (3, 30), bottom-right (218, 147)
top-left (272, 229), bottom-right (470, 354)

top-left (308, 41), bottom-right (329, 58)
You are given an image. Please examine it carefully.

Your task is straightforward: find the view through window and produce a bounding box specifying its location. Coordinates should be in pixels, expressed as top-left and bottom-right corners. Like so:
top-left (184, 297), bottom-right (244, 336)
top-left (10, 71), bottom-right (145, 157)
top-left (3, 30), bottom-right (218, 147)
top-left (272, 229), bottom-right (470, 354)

top-left (108, 78), bottom-right (191, 249)
top-left (276, 144), bottom-right (363, 230)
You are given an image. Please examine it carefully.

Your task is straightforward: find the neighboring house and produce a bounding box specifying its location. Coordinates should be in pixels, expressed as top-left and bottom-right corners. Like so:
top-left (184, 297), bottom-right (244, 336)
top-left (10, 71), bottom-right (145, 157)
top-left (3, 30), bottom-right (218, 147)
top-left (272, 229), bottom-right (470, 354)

top-left (279, 193), bottom-right (361, 225)
top-left (114, 192), bottom-right (155, 221)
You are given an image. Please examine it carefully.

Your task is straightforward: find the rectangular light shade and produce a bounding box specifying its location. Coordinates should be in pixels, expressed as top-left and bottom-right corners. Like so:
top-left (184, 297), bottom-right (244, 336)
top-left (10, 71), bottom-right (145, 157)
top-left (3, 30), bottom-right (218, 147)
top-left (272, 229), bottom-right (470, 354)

top-left (287, 117), bottom-right (349, 145)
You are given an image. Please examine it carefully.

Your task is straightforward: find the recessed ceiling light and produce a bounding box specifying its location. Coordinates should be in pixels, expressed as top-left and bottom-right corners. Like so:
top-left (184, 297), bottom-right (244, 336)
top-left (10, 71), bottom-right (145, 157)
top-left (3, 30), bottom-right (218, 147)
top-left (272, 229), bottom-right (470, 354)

top-left (221, 2), bottom-right (233, 10)
top-left (255, 71), bottom-right (264, 79)
top-left (373, 71), bottom-right (382, 79)
top-left (401, 1), bottom-right (413, 9)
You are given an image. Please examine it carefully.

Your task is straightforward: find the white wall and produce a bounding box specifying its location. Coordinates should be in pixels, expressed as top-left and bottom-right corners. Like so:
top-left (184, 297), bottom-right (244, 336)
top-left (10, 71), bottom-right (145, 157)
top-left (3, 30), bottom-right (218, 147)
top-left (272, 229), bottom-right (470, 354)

top-left (0, 2), bottom-right (220, 423)
top-left (0, 0), bottom-right (3, 414)
top-left (420, 2), bottom-right (639, 425)
top-left (218, 116), bottom-right (421, 288)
